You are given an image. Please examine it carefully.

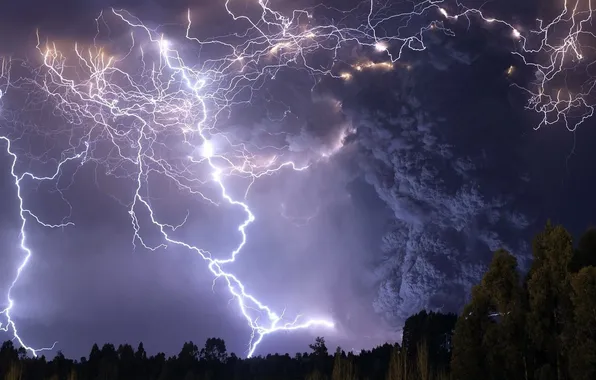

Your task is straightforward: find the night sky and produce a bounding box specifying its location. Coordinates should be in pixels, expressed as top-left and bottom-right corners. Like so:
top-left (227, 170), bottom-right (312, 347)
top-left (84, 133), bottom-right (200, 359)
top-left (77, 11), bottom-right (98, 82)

top-left (1, 0), bottom-right (595, 360)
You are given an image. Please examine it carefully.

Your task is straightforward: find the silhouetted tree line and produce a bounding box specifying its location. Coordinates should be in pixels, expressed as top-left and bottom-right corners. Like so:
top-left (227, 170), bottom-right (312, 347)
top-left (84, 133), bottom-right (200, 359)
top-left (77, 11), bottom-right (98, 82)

top-left (2, 222), bottom-right (596, 380)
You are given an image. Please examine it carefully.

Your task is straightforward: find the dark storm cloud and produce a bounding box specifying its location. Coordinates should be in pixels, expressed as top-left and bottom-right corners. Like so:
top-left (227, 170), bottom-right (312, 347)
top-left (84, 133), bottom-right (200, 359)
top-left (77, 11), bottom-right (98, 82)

top-left (284, 94), bottom-right (350, 155)
top-left (283, 30), bottom-right (534, 326)
top-left (349, 95), bottom-right (529, 322)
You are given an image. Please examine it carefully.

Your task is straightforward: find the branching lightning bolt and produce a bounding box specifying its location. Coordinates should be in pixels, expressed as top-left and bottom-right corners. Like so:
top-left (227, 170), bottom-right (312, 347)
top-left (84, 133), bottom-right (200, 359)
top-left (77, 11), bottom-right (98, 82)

top-left (1, 0), bottom-right (595, 358)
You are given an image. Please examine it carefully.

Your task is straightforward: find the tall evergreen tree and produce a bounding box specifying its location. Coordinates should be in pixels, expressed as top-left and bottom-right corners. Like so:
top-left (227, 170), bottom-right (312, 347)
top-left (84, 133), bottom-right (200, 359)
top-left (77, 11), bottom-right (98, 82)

top-left (451, 284), bottom-right (491, 380)
top-left (332, 347), bottom-right (355, 380)
top-left (568, 266), bottom-right (596, 380)
top-left (416, 340), bottom-right (429, 380)
top-left (526, 222), bottom-right (574, 380)
top-left (0, 341), bottom-right (19, 378)
top-left (5, 361), bottom-right (22, 380)
top-left (569, 228), bottom-right (596, 272)
top-left (402, 310), bottom-right (457, 374)
top-left (453, 249), bottom-right (527, 380)
top-left (385, 344), bottom-right (404, 380)
top-left (200, 338), bottom-right (227, 363)
top-left (309, 337), bottom-right (329, 357)
top-left (481, 249), bottom-right (527, 380)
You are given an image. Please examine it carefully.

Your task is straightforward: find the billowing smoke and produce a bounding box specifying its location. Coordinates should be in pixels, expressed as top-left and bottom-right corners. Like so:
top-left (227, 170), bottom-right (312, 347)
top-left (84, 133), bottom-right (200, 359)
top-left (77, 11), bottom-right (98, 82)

top-left (285, 94), bottom-right (352, 158)
top-left (273, 29), bottom-right (534, 329)
top-left (347, 89), bottom-right (529, 323)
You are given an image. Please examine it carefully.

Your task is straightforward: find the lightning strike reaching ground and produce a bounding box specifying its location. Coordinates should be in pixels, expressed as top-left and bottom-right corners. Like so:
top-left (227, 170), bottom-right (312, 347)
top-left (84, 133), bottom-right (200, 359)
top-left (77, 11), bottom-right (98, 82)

top-left (0, 0), bottom-right (595, 358)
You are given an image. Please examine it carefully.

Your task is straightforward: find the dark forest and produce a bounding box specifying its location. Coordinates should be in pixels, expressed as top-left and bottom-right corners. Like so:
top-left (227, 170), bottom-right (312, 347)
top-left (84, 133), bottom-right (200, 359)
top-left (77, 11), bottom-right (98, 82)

top-left (2, 222), bottom-right (596, 380)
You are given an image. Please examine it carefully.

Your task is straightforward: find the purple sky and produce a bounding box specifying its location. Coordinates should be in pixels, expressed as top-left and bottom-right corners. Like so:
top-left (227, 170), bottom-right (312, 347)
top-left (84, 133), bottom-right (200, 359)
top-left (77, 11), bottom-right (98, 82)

top-left (2, 0), bottom-right (596, 360)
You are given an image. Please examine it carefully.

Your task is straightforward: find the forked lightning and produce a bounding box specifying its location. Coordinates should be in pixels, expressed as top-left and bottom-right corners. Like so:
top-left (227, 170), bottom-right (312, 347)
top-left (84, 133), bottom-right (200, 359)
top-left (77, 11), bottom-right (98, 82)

top-left (1, 0), bottom-right (594, 358)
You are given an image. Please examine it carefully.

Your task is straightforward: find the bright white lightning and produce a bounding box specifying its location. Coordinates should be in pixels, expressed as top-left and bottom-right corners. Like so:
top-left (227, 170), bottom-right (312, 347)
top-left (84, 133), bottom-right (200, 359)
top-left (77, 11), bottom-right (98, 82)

top-left (203, 140), bottom-right (215, 158)
top-left (0, 136), bottom-right (88, 356)
top-left (0, 0), bottom-right (595, 359)
top-left (374, 41), bottom-right (388, 52)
